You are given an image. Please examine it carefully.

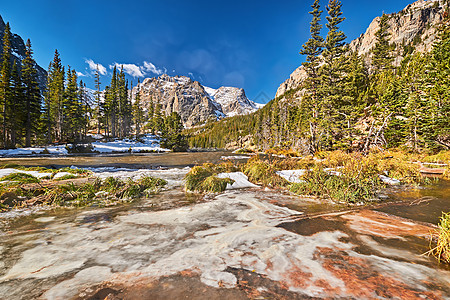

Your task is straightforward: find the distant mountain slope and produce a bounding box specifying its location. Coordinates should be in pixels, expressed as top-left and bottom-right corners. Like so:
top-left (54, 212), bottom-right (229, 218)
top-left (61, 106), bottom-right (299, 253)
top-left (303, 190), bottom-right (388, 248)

top-left (276, 0), bottom-right (446, 98)
top-left (132, 74), bottom-right (260, 127)
top-left (0, 15), bottom-right (47, 92)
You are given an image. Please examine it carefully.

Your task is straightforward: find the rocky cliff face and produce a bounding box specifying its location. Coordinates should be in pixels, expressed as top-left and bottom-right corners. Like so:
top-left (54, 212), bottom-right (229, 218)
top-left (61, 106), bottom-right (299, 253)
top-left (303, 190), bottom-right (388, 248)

top-left (275, 0), bottom-right (447, 98)
top-left (207, 86), bottom-right (260, 117)
top-left (133, 75), bottom-right (260, 127)
top-left (0, 15), bottom-right (47, 92)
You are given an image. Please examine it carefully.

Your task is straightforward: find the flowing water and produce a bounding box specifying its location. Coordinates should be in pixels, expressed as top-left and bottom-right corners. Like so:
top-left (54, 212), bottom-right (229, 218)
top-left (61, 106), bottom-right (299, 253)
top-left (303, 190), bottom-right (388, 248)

top-left (0, 153), bottom-right (450, 299)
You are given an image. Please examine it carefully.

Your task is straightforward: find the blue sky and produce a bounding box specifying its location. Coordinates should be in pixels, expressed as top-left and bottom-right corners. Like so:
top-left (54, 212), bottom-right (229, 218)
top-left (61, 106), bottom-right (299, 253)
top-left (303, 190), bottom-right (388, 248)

top-left (1, 0), bottom-right (413, 103)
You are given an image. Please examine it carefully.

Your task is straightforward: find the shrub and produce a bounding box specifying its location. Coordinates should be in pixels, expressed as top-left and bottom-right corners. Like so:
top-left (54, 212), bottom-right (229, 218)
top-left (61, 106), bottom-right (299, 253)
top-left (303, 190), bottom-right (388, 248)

top-left (65, 143), bottom-right (95, 154)
top-left (43, 175), bottom-right (167, 207)
top-left (184, 163), bottom-right (235, 193)
top-left (200, 175), bottom-right (235, 193)
top-left (243, 156), bottom-right (288, 187)
top-left (185, 165), bottom-right (214, 192)
top-left (289, 164), bottom-right (381, 204)
top-left (426, 212), bottom-right (450, 264)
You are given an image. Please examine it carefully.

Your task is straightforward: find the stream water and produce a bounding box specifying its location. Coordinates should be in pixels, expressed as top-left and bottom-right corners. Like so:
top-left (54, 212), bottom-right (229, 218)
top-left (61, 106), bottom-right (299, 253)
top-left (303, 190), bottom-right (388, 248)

top-left (0, 153), bottom-right (449, 299)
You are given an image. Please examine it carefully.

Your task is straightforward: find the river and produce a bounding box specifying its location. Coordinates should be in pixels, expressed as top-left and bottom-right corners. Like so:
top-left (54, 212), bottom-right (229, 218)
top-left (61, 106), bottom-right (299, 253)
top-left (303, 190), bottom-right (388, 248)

top-left (0, 153), bottom-right (449, 299)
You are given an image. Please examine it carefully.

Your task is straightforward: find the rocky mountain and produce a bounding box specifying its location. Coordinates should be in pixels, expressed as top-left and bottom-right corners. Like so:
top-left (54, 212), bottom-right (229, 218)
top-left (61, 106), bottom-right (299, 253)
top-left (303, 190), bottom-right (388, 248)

top-left (132, 74), bottom-right (260, 127)
top-left (205, 86), bottom-right (261, 117)
top-left (276, 0), bottom-right (447, 98)
top-left (0, 15), bottom-right (47, 92)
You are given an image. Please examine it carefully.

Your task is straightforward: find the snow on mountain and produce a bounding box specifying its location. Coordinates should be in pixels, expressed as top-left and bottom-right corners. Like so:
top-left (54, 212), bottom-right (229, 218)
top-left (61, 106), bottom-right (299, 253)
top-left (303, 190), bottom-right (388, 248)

top-left (133, 74), bottom-right (262, 127)
top-left (211, 86), bottom-right (259, 117)
top-left (203, 86), bottom-right (217, 99)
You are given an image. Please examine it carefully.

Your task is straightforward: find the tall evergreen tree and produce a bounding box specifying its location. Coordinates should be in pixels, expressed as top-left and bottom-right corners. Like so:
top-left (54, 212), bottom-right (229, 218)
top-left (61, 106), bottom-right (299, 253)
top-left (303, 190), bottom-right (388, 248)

top-left (10, 60), bottom-right (24, 147)
top-left (160, 112), bottom-right (188, 152)
top-left (300, 0), bottom-right (324, 79)
top-left (0, 23), bottom-right (12, 148)
top-left (79, 80), bottom-right (89, 140)
top-left (299, 0), bottom-right (324, 153)
top-left (94, 65), bottom-right (101, 135)
top-left (427, 20), bottom-right (450, 149)
top-left (45, 50), bottom-right (65, 143)
top-left (22, 39), bottom-right (41, 147)
top-left (319, 0), bottom-right (348, 148)
top-left (109, 66), bottom-right (118, 137)
top-left (63, 67), bottom-right (80, 141)
top-left (132, 80), bottom-right (144, 136)
top-left (372, 14), bottom-right (394, 73)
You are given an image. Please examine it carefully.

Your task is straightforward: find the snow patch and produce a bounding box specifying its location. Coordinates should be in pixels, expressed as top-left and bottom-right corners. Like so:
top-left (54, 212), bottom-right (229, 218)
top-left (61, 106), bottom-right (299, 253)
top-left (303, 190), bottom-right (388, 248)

top-left (276, 170), bottom-right (307, 183)
top-left (0, 168), bottom-right (52, 179)
top-left (216, 172), bottom-right (259, 189)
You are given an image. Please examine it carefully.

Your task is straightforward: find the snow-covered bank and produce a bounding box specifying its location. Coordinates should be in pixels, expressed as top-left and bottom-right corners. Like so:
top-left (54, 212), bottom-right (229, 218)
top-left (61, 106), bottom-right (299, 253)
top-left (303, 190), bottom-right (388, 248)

top-left (0, 135), bottom-right (169, 157)
top-left (88, 166), bottom-right (191, 189)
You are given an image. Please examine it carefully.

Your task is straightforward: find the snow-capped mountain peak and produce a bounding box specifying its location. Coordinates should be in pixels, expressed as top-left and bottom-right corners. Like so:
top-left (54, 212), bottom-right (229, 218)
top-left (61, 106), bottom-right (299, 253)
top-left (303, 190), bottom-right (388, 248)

top-left (132, 74), bottom-right (261, 127)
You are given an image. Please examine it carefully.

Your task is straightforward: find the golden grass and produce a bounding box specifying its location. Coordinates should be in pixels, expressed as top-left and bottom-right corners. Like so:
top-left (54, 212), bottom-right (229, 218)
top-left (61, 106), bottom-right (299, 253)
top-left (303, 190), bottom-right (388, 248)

top-left (425, 212), bottom-right (450, 264)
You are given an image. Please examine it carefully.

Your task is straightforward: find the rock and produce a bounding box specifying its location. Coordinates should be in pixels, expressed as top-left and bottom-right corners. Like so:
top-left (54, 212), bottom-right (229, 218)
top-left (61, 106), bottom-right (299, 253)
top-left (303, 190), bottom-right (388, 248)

top-left (211, 87), bottom-right (259, 117)
top-left (379, 175), bottom-right (401, 185)
top-left (132, 74), bottom-right (260, 127)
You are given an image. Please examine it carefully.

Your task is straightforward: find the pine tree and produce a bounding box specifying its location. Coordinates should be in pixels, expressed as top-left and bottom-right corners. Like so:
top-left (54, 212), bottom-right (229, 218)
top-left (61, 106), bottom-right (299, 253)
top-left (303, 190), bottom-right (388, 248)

top-left (323, 0), bottom-right (346, 67)
top-left (0, 23), bottom-right (12, 148)
top-left (372, 14), bottom-right (394, 73)
top-left (299, 0), bottom-right (324, 153)
top-left (109, 66), bottom-right (118, 137)
top-left (45, 50), bottom-right (65, 143)
top-left (160, 112), bottom-right (188, 151)
top-left (132, 80), bottom-right (144, 136)
top-left (300, 0), bottom-right (324, 79)
top-left (94, 65), bottom-right (101, 135)
top-left (427, 20), bottom-right (450, 149)
top-left (152, 103), bottom-right (164, 134)
top-left (340, 51), bottom-right (369, 141)
top-left (102, 85), bottom-right (111, 137)
top-left (319, 0), bottom-right (347, 148)
top-left (10, 60), bottom-right (24, 147)
top-left (79, 80), bottom-right (89, 140)
top-left (64, 67), bottom-right (83, 141)
top-left (22, 39), bottom-right (41, 147)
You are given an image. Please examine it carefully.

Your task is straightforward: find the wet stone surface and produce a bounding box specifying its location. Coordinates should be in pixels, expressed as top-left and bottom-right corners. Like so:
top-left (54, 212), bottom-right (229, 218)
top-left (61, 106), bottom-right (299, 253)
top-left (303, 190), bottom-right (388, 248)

top-left (0, 165), bottom-right (449, 299)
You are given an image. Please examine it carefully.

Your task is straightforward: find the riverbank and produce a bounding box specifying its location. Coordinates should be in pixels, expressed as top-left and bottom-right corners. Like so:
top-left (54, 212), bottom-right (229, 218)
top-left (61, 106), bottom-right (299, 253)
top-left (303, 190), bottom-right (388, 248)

top-left (0, 135), bottom-right (169, 157)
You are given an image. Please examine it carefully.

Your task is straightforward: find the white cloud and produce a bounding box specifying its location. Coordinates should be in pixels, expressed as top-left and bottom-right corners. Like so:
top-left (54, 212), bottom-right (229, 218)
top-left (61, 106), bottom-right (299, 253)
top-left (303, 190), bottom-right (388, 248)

top-left (143, 61), bottom-right (163, 75)
top-left (188, 72), bottom-right (194, 78)
top-left (85, 59), bottom-right (107, 76)
top-left (77, 71), bottom-right (88, 77)
top-left (110, 63), bottom-right (146, 77)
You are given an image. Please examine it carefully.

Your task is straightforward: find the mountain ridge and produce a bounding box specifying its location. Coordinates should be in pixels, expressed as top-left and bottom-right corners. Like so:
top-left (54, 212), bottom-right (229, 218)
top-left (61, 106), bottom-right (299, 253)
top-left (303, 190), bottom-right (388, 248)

top-left (132, 74), bottom-right (261, 127)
